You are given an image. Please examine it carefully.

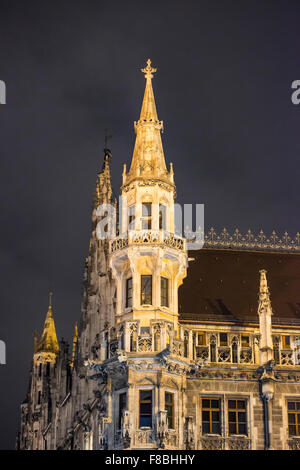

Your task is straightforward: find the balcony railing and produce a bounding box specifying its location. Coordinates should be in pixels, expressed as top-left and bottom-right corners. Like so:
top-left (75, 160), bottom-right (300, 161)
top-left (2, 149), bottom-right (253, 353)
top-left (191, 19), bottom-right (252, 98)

top-left (110, 230), bottom-right (186, 253)
top-left (198, 436), bottom-right (250, 450)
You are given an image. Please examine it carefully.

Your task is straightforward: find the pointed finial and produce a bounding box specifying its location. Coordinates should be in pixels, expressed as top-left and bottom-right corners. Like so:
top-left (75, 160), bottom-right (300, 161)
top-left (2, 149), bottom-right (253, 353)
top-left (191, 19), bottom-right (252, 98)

top-left (49, 291), bottom-right (53, 308)
top-left (141, 59), bottom-right (157, 80)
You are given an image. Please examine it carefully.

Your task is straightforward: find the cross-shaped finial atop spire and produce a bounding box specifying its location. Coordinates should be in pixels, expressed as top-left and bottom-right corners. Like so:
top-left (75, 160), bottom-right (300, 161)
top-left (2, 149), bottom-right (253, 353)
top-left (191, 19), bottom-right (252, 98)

top-left (141, 59), bottom-right (157, 80)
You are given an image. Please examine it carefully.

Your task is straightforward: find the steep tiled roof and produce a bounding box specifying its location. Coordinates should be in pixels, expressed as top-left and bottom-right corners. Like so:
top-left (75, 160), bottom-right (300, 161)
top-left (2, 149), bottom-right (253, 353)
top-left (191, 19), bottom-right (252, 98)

top-left (179, 248), bottom-right (300, 326)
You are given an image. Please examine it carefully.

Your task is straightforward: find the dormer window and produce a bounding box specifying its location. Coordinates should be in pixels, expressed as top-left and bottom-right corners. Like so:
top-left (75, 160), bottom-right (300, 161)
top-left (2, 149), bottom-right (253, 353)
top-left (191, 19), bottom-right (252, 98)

top-left (142, 203), bottom-right (152, 230)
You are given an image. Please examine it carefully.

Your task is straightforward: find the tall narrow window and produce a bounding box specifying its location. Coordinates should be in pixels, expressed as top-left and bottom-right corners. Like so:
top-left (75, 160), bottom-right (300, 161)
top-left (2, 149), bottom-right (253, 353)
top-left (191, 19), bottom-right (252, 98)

top-left (165, 392), bottom-right (174, 429)
top-left (288, 401), bottom-right (300, 436)
top-left (161, 277), bottom-right (169, 307)
top-left (46, 362), bottom-right (50, 377)
top-left (118, 392), bottom-right (127, 429)
top-left (38, 391), bottom-right (41, 405)
top-left (232, 342), bottom-right (238, 363)
top-left (126, 277), bottom-right (133, 308)
top-left (141, 275), bottom-right (152, 305)
top-left (159, 204), bottom-right (166, 230)
top-left (228, 399), bottom-right (247, 435)
top-left (139, 390), bottom-right (152, 428)
top-left (210, 343), bottom-right (216, 362)
top-left (105, 332), bottom-right (109, 360)
top-left (202, 399), bottom-right (221, 435)
top-left (128, 205), bottom-right (135, 231)
top-left (283, 336), bottom-right (291, 349)
top-left (142, 203), bottom-right (152, 230)
top-left (184, 331), bottom-right (189, 358)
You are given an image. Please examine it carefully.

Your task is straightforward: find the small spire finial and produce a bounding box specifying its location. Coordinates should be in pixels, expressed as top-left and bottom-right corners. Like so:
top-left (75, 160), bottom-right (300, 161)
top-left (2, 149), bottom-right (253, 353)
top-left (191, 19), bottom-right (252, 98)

top-left (141, 59), bottom-right (157, 80)
top-left (49, 291), bottom-right (53, 307)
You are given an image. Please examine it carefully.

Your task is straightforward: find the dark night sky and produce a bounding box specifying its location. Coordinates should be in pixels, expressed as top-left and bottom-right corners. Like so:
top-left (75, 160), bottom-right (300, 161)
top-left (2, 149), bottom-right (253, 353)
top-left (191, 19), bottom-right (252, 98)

top-left (0, 0), bottom-right (299, 449)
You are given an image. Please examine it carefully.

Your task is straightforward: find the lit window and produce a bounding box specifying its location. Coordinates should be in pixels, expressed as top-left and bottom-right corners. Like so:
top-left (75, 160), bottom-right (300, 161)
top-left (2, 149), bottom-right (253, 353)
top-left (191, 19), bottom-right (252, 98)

top-left (241, 335), bottom-right (250, 347)
top-left (159, 204), bottom-right (166, 230)
top-left (126, 277), bottom-right (133, 308)
top-left (141, 275), bottom-right (152, 305)
top-left (283, 336), bottom-right (291, 349)
top-left (128, 205), bottom-right (135, 231)
top-left (228, 399), bottom-right (247, 435)
top-left (202, 399), bottom-right (221, 435)
top-left (118, 393), bottom-right (127, 429)
top-left (142, 203), bottom-right (152, 230)
top-left (139, 390), bottom-right (152, 428)
top-left (220, 333), bottom-right (228, 346)
top-left (161, 277), bottom-right (169, 307)
top-left (288, 401), bottom-right (300, 436)
top-left (198, 333), bottom-right (206, 346)
top-left (165, 392), bottom-right (174, 429)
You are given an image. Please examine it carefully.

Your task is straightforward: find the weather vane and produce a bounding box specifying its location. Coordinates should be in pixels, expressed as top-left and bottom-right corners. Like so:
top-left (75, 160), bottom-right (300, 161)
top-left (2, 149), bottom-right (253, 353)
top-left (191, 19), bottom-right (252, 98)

top-left (141, 58), bottom-right (157, 80)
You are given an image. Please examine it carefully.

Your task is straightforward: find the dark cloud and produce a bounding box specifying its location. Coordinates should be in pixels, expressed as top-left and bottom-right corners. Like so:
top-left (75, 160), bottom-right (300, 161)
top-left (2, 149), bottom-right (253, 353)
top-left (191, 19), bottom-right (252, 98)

top-left (0, 0), bottom-right (299, 449)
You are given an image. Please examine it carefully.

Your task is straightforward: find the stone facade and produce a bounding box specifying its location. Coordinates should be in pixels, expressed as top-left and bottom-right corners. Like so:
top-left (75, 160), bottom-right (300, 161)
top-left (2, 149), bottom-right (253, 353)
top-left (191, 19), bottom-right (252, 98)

top-left (17, 60), bottom-right (300, 451)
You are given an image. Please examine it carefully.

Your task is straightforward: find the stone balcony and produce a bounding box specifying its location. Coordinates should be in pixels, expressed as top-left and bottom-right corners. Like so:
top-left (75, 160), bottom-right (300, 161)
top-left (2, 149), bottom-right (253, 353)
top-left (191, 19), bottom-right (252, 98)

top-left (109, 230), bottom-right (186, 253)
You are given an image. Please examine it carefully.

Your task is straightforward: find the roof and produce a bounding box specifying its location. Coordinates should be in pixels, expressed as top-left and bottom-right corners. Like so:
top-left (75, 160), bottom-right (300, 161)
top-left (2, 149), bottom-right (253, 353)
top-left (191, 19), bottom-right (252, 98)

top-left (178, 248), bottom-right (300, 326)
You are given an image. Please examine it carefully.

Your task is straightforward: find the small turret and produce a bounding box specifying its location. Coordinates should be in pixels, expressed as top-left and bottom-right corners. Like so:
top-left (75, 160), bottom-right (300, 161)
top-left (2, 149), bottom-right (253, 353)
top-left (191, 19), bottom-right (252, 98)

top-left (34, 292), bottom-right (59, 363)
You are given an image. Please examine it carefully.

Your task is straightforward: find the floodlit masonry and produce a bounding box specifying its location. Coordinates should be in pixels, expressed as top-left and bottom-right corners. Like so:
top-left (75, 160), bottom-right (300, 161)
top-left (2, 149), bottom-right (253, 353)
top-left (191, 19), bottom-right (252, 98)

top-left (18, 60), bottom-right (300, 451)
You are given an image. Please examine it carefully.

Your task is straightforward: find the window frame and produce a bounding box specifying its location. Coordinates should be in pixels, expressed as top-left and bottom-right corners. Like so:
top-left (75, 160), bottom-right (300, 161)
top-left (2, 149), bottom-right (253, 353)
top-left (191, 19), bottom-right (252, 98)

top-left (159, 204), bottom-right (167, 230)
top-left (165, 392), bottom-right (175, 429)
top-left (241, 335), bottom-right (250, 348)
top-left (201, 398), bottom-right (221, 436)
top-left (287, 400), bottom-right (300, 437)
top-left (118, 392), bottom-right (127, 430)
top-left (227, 399), bottom-right (248, 436)
top-left (160, 276), bottom-right (169, 308)
top-left (139, 389), bottom-right (153, 429)
top-left (197, 332), bottom-right (206, 346)
top-left (128, 205), bottom-right (135, 231)
top-left (219, 333), bottom-right (228, 346)
top-left (283, 335), bottom-right (291, 349)
top-left (126, 277), bottom-right (133, 309)
top-left (141, 203), bottom-right (152, 230)
top-left (141, 275), bottom-right (152, 306)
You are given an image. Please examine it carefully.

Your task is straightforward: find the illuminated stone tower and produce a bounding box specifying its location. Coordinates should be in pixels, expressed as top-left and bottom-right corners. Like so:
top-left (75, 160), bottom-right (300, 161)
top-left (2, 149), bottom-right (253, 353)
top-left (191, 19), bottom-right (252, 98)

top-left (109, 59), bottom-right (187, 341)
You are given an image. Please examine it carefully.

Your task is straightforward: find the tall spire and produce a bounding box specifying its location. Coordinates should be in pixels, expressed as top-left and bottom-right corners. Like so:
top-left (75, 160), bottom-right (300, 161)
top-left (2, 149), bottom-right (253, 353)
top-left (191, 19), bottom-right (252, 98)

top-left (35, 292), bottom-right (59, 356)
top-left (123, 59), bottom-right (173, 187)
